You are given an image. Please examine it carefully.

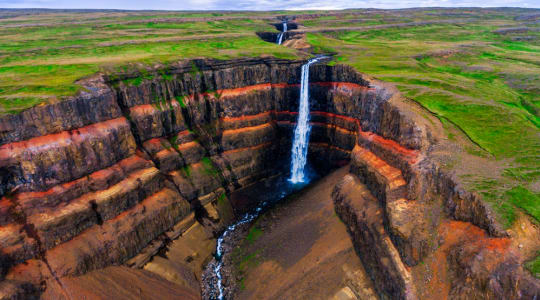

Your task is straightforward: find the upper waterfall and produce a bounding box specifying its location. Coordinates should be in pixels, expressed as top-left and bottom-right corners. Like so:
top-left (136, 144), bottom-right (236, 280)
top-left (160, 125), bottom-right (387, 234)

top-left (277, 21), bottom-right (287, 45)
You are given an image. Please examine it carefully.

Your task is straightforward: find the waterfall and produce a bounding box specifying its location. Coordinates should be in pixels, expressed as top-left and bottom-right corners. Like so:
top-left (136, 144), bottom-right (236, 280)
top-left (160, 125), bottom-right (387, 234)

top-left (203, 56), bottom-right (325, 299)
top-left (289, 57), bottom-right (321, 184)
top-left (277, 21), bottom-right (287, 45)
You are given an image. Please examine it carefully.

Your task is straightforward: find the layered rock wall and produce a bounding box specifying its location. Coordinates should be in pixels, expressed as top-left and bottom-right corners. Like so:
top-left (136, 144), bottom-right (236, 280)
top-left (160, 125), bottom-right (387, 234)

top-left (0, 57), bottom-right (534, 299)
top-left (0, 58), bottom-right (399, 298)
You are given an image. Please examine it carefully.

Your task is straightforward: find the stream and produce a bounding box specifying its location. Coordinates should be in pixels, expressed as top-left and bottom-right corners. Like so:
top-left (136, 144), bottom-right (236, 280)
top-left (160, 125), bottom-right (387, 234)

top-left (200, 176), bottom-right (310, 299)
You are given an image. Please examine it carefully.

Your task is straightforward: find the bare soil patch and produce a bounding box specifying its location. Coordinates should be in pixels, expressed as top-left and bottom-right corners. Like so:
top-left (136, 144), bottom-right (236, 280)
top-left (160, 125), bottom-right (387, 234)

top-left (233, 166), bottom-right (377, 299)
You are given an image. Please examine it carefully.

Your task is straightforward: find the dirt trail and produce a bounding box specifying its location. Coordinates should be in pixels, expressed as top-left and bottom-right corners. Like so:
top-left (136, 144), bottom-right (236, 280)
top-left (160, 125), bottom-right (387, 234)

top-left (234, 166), bottom-right (377, 300)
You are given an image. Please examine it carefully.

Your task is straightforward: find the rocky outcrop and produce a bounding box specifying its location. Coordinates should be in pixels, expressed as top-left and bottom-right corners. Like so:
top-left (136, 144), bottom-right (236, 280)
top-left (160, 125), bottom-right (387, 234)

top-left (256, 22), bottom-right (300, 44)
top-left (41, 266), bottom-right (200, 299)
top-left (334, 149), bottom-right (539, 299)
top-left (0, 57), bottom-right (536, 299)
top-left (256, 31), bottom-right (303, 44)
top-left (272, 22), bottom-right (298, 32)
top-left (0, 58), bottom-right (378, 298)
top-left (333, 174), bottom-right (417, 299)
top-left (328, 77), bottom-right (537, 299)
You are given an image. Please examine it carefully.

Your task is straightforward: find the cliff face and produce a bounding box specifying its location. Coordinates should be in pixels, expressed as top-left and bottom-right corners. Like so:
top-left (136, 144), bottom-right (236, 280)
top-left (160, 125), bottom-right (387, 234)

top-left (0, 58), bottom-right (537, 299)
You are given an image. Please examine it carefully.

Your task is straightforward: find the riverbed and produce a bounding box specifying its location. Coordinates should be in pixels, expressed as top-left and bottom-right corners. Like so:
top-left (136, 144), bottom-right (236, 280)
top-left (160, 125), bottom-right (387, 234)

top-left (203, 166), bottom-right (377, 300)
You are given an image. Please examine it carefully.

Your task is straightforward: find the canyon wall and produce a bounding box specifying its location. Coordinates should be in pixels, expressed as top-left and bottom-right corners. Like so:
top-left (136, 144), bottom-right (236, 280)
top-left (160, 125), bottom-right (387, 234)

top-left (0, 58), bottom-right (537, 299)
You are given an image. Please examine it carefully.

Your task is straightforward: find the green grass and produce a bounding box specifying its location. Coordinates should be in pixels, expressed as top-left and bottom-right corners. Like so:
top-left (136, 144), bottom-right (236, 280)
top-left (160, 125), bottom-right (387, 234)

top-left (217, 193), bottom-right (227, 205)
top-left (201, 157), bottom-right (220, 176)
top-left (506, 186), bottom-right (540, 223)
top-left (181, 165), bottom-right (192, 178)
top-left (526, 252), bottom-right (540, 279)
top-left (245, 226), bottom-right (263, 245)
top-left (503, 166), bottom-right (540, 182)
top-left (1, 8), bottom-right (538, 229)
top-left (305, 13), bottom-right (540, 227)
top-left (0, 12), bottom-right (298, 114)
top-left (0, 34), bottom-right (297, 113)
top-left (236, 250), bottom-right (261, 271)
top-left (231, 220), bottom-right (266, 290)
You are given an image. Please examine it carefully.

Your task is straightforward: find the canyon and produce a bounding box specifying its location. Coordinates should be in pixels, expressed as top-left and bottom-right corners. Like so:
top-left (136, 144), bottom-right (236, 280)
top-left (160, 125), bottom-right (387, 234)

top-left (0, 57), bottom-right (538, 299)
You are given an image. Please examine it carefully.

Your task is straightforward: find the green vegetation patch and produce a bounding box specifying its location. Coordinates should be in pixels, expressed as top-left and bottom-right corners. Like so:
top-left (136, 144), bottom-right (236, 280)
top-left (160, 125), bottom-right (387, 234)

top-left (175, 95), bottom-right (186, 108)
top-left (1, 8), bottom-right (539, 230)
top-left (245, 226), bottom-right (263, 245)
top-left (181, 165), bottom-right (192, 178)
top-left (236, 249), bottom-right (262, 271)
top-left (506, 186), bottom-right (540, 223)
top-left (305, 11), bottom-right (540, 227)
top-left (0, 12), bottom-right (298, 114)
top-left (217, 193), bottom-right (227, 205)
top-left (201, 156), bottom-right (222, 178)
top-left (526, 252), bottom-right (540, 279)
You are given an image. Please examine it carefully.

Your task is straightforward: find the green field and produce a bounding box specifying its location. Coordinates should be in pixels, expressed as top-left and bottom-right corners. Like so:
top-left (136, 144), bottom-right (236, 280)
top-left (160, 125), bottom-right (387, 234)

top-left (0, 11), bottom-right (299, 113)
top-left (305, 9), bottom-right (540, 228)
top-left (0, 7), bottom-right (539, 232)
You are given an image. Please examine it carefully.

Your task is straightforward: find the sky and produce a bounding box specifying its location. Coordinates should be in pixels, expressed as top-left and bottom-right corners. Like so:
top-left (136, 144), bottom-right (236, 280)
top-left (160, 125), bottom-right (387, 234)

top-left (0, 0), bottom-right (539, 10)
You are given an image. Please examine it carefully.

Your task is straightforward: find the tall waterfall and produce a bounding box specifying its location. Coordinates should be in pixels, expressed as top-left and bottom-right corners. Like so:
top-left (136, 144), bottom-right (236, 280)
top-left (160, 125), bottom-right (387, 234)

top-left (289, 57), bottom-right (320, 183)
top-left (277, 22), bottom-right (287, 45)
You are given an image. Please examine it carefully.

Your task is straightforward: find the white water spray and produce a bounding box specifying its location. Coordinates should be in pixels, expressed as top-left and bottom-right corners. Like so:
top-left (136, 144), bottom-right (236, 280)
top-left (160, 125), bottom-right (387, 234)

top-left (277, 21), bottom-right (287, 45)
top-left (289, 57), bottom-right (321, 183)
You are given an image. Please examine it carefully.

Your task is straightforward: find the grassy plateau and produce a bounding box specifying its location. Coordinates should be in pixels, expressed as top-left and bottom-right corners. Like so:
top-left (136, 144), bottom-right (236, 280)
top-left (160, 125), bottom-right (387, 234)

top-left (0, 7), bottom-right (539, 273)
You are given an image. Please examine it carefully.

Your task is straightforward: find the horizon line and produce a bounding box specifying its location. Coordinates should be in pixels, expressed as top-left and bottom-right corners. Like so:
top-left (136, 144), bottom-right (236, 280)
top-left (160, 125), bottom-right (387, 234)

top-left (1, 6), bottom-right (539, 11)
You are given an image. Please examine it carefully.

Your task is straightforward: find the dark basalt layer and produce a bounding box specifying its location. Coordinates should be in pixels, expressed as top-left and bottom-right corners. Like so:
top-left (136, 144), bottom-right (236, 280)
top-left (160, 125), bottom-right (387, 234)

top-left (0, 57), bottom-right (536, 299)
top-left (272, 22), bottom-right (298, 31)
